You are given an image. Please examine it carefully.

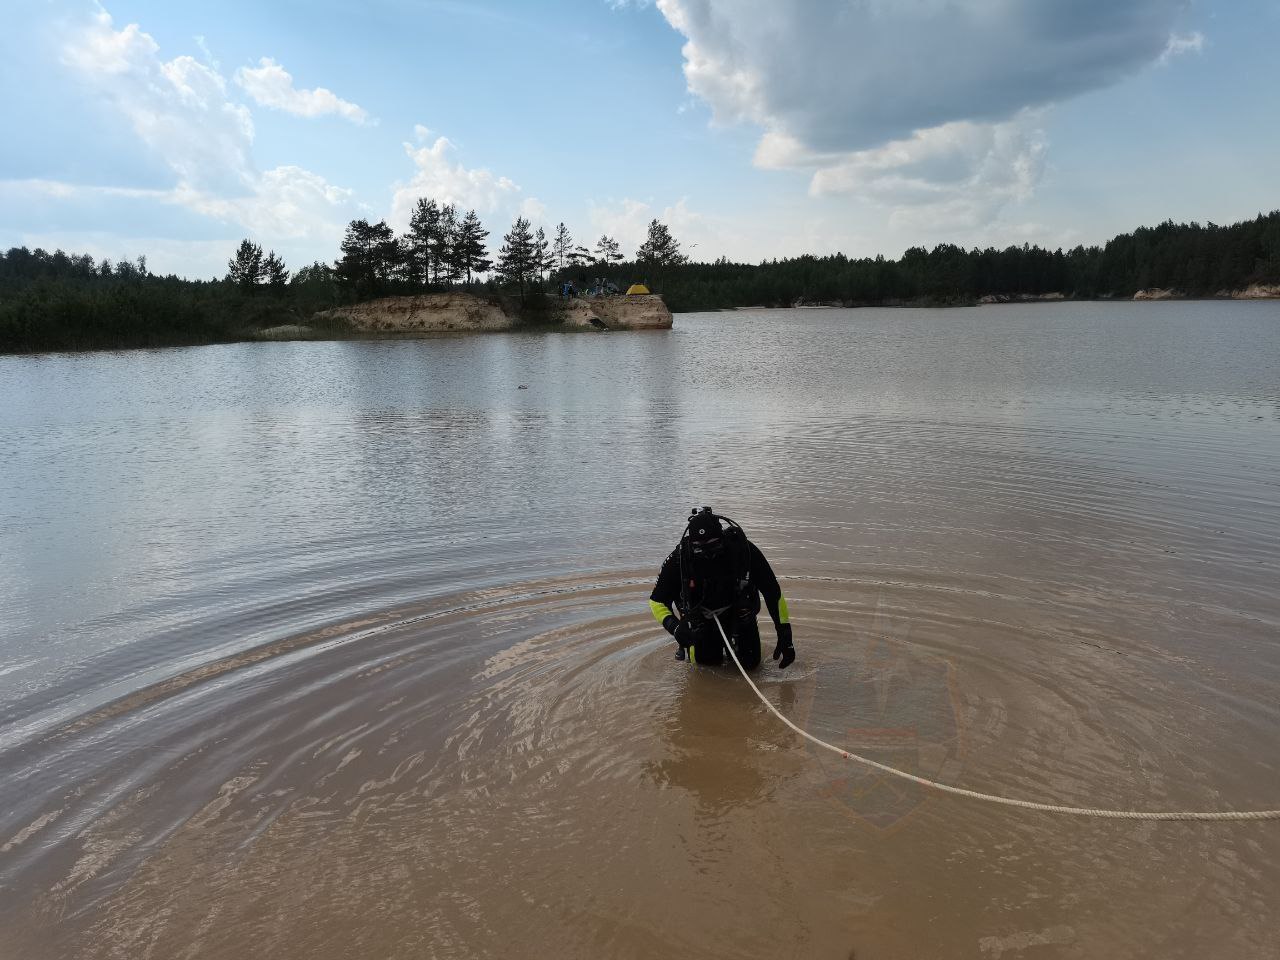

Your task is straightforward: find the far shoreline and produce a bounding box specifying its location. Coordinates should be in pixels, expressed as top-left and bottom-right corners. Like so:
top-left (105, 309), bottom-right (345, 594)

top-left (725, 286), bottom-right (1280, 311)
top-left (4, 294), bottom-right (1278, 359)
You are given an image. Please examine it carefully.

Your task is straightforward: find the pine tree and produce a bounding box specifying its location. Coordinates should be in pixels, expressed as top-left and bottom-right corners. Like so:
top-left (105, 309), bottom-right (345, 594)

top-left (594, 235), bottom-right (623, 268)
top-left (637, 219), bottom-right (685, 266)
top-left (436, 203), bottom-right (460, 284)
top-left (637, 219), bottom-right (687, 293)
top-left (551, 222), bottom-right (573, 274)
top-left (336, 219), bottom-right (399, 297)
top-left (533, 227), bottom-right (550, 288)
top-left (370, 221), bottom-right (401, 288)
top-left (227, 239), bottom-right (264, 291)
top-left (263, 250), bottom-right (290, 291)
top-left (406, 198), bottom-right (439, 287)
top-left (496, 216), bottom-right (536, 304)
top-left (336, 219), bottom-right (373, 293)
top-left (455, 209), bottom-right (492, 287)
top-left (291, 262), bottom-right (334, 288)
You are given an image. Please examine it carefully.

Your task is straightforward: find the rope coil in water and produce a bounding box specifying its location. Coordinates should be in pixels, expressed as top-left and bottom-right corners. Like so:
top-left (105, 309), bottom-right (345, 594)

top-left (709, 614), bottom-right (1280, 822)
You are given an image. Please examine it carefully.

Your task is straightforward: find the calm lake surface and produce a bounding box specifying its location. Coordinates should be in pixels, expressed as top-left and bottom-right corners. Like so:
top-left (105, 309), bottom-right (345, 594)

top-left (2, 302), bottom-right (1279, 959)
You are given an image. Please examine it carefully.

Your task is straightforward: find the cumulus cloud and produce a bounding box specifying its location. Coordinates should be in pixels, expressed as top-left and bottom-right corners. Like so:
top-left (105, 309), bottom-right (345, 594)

top-left (235, 57), bottom-right (371, 124)
top-left (389, 134), bottom-right (520, 227)
top-left (174, 166), bottom-right (355, 238)
top-left (520, 197), bottom-right (549, 224)
top-left (61, 8), bottom-right (356, 241)
top-left (1159, 30), bottom-right (1205, 63)
top-left (588, 196), bottom-right (740, 260)
top-left (656, 0), bottom-right (1190, 228)
top-left (808, 117), bottom-right (1048, 230)
top-left (63, 11), bottom-right (254, 195)
top-left (657, 0), bottom-right (1188, 152)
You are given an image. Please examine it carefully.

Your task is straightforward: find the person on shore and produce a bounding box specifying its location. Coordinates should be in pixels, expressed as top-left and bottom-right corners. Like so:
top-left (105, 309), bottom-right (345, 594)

top-left (648, 507), bottom-right (795, 670)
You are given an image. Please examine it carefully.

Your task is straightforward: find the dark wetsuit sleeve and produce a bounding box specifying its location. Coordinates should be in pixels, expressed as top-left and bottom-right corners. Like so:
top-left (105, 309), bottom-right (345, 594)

top-left (749, 542), bottom-right (790, 627)
top-left (648, 548), bottom-right (682, 624)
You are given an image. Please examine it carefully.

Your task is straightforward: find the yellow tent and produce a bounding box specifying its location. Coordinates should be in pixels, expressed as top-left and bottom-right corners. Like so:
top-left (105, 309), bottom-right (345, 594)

top-left (626, 283), bottom-right (651, 295)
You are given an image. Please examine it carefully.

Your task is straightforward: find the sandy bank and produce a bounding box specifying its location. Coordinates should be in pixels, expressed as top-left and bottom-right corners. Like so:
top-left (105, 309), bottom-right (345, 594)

top-left (560, 294), bottom-right (673, 329)
top-left (313, 291), bottom-right (672, 334)
top-left (1135, 284), bottom-right (1280, 300)
top-left (253, 324), bottom-right (318, 341)
top-left (1228, 283), bottom-right (1280, 299)
top-left (978, 292), bottom-right (1066, 304)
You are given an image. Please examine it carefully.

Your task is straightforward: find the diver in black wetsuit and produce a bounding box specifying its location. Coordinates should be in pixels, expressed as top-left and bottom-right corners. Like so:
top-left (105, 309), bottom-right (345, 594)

top-left (648, 507), bottom-right (795, 670)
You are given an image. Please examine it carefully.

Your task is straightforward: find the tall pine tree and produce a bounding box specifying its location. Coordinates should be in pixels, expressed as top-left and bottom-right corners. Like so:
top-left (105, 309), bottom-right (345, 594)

top-left (435, 203), bottom-right (460, 284)
top-left (263, 250), bottom-right (290, 291)
top-left (336, 219), bottom-right (399, 297)
top-left (594, 235), bottom-right (623, 268)
top-left (533, 227), bottom-right (550, 288)
top-left (636, 219), bottom-right (686, 292)
top-left (455, 209), bottom-right (492, 287)
top-left (227, 239), bottom-right (264, 291)
top-left (406, 198), bottom-right (439, 287)
top-left (497, 216), bottom-right (536, 304)
top-left (551, 222), bottom-right (572, 275)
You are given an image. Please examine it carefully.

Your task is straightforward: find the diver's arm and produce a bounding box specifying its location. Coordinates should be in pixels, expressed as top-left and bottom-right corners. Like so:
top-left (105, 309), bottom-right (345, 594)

top-left (649, 549), bottom-right (682, 633)
top-left (749, 542), bottom-right (790, 629)
top-left (750, 542), bottom-right (796, 668)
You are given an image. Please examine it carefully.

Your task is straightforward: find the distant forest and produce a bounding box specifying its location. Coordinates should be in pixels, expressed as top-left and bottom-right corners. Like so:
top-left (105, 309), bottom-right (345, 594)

top-left (2, 209), bottom-right (1278, 353)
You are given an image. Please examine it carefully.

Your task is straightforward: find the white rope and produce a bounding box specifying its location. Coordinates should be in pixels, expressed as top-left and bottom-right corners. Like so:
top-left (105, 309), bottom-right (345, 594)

top-left (709, 614), bottom-right (1280, 822)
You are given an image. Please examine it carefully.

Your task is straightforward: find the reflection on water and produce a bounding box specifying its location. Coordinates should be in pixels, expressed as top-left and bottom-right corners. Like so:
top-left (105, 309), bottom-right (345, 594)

top-left (2, 302), bottom-right (1279, 959)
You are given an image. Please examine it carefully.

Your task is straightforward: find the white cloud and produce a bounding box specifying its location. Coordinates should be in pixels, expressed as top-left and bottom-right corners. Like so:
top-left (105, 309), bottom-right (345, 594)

top-left (194, 34), bottom-right (220, 71)
top-left (174, 166), bottom-right (355, 238)
top-left (62, 13), bottom-right (156, 75)
top-left (1159, 31), bottom-right (1205, 64)
top-left (61, 8), bottom-right (356, 246)
top-left (809, 117), bottom-right (1048, 230)
top-left (389, 134), bottom-right (520, 227)
top-left (588, 196), bottom-right (742, 261)
top-left (520, 197), bottom-right (548, 224)
top-left (64, 11), bottom-right (254, 195)
top-left (0, 178), bottom-right (169, 202)
top-left (657, 0), bottom-right (1187, 152)
top-left (655, 0), bottom-right (1187, 230)
top-left (235, 57), bottom-right (371, 124)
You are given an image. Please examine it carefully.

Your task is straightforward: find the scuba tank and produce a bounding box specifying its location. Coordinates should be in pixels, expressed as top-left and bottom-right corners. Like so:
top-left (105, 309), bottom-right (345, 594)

top-left (678, 507), bottom-right (753, 617)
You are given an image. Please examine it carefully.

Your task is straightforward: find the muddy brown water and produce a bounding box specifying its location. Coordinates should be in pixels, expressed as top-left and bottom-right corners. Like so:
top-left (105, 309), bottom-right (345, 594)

top-left (2, 302), bottom-right (1279, 959)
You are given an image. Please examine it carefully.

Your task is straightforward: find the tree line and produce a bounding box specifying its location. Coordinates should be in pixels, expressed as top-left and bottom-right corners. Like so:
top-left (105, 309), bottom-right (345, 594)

top-left (2, 209), bottom-right (1277, 352)
top-left (648, 212), bottom-right (1280, 312)
top-left (322, 204), bottom-right (676, 304)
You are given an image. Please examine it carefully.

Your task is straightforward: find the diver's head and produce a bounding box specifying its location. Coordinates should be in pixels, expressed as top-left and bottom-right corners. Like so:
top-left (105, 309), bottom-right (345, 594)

top-left (687, 507), bottom-right (725, 560)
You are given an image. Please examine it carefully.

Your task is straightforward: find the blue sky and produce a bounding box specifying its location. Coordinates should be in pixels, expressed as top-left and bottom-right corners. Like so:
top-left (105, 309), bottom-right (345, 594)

top-left (2, 0), bottom-right (1278, 278)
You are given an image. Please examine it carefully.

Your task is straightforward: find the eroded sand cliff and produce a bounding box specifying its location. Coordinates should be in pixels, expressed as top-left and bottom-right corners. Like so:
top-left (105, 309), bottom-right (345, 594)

top-left (314, 292), bottom-right (672, 334)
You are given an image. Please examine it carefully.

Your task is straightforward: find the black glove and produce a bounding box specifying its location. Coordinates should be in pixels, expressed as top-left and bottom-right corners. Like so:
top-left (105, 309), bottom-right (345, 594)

top-left (663, 615), bottom-right (695, 649)
top-left (772, 622), bottom-right (795, 669)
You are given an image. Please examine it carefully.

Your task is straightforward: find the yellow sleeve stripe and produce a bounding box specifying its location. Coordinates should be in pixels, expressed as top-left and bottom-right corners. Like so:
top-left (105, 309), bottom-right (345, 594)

top-left (650, 599), bottom-right (674, 624)
top-left (778, 596), bottom-right (790, 624)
